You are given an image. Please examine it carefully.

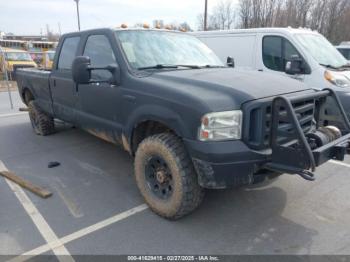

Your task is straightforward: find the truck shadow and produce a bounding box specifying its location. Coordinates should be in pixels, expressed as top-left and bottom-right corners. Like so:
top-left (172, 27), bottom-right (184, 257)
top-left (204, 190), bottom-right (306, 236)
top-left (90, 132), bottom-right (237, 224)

top-left (0, 120), bottom-right (318, 255)
top-left (173, 186), bottom-right (318, 255)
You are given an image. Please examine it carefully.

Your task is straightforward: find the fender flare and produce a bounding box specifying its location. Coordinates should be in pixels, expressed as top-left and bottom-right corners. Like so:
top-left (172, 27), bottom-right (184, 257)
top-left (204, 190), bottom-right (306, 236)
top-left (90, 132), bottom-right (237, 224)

top-left (124, 104), bottom-right (189, 146)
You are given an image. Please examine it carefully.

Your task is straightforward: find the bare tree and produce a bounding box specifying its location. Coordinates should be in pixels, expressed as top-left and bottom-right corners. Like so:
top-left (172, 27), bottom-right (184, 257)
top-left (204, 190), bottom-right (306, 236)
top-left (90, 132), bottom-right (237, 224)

top-left (197, 0), bottom-right (236, 30)
top-left (200, 0), bottom-right (350, 44)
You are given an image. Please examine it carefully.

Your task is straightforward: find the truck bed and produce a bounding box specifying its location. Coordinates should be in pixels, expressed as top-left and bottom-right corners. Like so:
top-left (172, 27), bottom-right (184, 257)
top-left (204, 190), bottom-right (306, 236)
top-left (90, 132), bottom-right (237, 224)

top-left (16, 68), bottom-right (53, 114)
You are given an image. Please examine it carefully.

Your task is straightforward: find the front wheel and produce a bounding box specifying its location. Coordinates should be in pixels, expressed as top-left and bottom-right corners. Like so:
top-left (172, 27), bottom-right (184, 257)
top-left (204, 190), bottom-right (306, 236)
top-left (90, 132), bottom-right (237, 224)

top-left (28, 101), bottom-right (55, 136)
top-left (134, 133), bottom-right (204, 219)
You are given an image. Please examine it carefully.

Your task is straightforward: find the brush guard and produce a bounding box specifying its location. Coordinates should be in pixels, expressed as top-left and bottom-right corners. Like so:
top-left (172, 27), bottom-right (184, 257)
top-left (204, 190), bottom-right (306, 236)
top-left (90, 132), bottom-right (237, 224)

top-left (263, 89), bottom-right (350, 181)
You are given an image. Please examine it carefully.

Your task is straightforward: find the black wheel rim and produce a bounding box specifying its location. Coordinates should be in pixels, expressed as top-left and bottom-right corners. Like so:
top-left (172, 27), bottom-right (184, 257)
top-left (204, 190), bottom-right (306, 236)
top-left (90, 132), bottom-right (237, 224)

top-left (145, 155), bottom-right (173, 200)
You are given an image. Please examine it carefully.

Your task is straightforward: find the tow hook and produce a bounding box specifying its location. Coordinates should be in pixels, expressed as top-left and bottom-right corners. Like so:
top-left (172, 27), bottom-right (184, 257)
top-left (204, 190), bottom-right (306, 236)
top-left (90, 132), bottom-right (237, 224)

top-left (297, 170), bottom-right (315, 181)
top-left (264, 163), bottom-right (316, 182)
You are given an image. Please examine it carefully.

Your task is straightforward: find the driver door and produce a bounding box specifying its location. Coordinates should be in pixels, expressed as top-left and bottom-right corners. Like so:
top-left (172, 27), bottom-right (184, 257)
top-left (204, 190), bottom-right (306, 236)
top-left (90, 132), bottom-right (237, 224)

top-left (259, 34), bottom-right (305, 81)
top-left (76, 34), bottom-right (123, 143)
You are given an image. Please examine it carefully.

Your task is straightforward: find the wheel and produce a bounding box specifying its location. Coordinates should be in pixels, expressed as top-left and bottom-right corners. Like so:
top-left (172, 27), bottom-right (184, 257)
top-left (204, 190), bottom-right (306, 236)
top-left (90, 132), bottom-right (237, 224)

top-left (134, 133), bottom-right (204, 219)
top-left (28, 101), bottom-right (55, 136)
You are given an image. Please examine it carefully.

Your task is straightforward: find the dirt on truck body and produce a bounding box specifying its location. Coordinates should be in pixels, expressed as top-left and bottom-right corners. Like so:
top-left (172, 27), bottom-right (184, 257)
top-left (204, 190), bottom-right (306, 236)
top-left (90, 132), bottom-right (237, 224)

top-left (16, 28), bottom-right (350, 219)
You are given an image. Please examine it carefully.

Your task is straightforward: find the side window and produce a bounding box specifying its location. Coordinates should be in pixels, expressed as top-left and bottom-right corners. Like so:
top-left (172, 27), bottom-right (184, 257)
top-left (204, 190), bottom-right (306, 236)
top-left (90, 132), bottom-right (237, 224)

top-left (83, 35), bottom-right (116, 80)
top-left (263, 36), bottom-right (283, 71)
top-left (338, 49), bottom-right (350, 60)
top-left (58, 36), bottom-right (80, 70)
top-left (284, 40), bottom-right (301, 64)
top-left (263, 36), bottom-right (302, 72)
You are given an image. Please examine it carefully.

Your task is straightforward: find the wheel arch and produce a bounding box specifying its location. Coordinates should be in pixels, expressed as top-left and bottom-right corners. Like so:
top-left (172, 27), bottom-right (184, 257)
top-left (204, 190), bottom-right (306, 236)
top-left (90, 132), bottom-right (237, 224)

top-left (124, 105), bottom-right (190, 155)
top-left (22, 87), bottom-right (35, 105)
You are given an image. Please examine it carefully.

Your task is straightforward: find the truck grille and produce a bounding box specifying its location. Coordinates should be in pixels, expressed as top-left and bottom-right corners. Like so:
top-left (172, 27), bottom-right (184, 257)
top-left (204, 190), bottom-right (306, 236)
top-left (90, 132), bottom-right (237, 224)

top-left (244, 97), bottom-right (315, 150)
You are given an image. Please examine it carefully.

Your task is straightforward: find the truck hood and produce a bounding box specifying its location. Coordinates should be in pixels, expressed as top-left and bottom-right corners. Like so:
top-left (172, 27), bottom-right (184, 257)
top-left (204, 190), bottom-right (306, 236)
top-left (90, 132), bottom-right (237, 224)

top-left (148, 68), bottom-right (313, 106)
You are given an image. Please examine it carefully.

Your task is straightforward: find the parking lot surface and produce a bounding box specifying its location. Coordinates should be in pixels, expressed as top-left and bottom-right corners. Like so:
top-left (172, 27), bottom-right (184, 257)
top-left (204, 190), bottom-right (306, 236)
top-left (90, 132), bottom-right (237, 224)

top-left (1, 91), bottom-right (350, 260)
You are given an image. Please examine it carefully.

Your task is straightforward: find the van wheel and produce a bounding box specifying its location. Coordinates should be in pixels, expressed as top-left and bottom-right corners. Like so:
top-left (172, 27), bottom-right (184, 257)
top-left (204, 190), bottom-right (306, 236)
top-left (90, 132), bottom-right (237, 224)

top-left (28, 101), bottom-right (55, 136)
top-left (134, 133), bottom-right (204, 219)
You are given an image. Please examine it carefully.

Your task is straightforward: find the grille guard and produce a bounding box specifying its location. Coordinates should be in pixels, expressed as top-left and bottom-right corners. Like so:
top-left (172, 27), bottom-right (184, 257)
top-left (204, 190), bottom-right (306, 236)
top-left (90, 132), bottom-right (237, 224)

top-left (264, 88), bottom-right (350, 181)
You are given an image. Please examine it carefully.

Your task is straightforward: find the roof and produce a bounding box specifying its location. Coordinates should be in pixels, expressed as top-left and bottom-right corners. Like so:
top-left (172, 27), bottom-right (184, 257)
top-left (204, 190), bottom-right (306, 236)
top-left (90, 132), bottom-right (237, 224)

top-left (62, 27), bottom-right (187, 38)
top-left (191, 27), bottom-right (320, 36)
top-left (0, 39), bottom-right (27, 43)
top-left (336, 45), bottom-right (350, 49)
top-left (0, 47), bottom-right (28, 53)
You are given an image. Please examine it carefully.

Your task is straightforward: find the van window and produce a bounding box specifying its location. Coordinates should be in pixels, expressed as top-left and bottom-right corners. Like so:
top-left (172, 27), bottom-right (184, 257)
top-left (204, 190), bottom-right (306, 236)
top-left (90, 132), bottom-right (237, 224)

top-left (58, 36), bottom-right (80, 70)
top-left (338, 48), bottom-right (350, 60)
top-left (263, 36), bottom-right (301, 72)
top-left (83, 35), bottom-right (116, 80)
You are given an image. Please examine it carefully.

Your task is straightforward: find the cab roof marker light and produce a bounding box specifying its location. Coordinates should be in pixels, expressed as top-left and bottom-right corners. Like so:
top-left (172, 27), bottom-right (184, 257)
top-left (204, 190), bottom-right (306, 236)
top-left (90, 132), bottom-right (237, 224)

top-left (143, 23), bottom-right (150, 29)
top-left (121, 24), bottom-right (128, 29)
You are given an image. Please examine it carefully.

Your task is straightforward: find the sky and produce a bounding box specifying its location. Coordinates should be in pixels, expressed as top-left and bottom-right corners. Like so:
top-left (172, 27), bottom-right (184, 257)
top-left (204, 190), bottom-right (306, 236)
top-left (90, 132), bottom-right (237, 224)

top-left (0, 0), bottom-right (236, 35)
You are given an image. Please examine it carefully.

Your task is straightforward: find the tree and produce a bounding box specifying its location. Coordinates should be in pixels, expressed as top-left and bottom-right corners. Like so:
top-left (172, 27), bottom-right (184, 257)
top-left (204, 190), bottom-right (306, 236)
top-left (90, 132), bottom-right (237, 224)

top-left (237, 0), bottom-right (350, 44)
top-left (197, 0), bottom-right (236, 30)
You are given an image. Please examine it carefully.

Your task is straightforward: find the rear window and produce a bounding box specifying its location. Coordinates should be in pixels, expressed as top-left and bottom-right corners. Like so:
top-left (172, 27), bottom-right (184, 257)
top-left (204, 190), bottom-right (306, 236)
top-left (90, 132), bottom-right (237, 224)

top-left (58, 36), bottom-right (80, 70)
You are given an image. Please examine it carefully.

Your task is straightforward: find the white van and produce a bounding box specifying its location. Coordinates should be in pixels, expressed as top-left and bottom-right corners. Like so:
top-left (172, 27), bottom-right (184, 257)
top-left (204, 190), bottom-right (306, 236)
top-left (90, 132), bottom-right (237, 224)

top-left (193, 28), bottom-right (350, 114)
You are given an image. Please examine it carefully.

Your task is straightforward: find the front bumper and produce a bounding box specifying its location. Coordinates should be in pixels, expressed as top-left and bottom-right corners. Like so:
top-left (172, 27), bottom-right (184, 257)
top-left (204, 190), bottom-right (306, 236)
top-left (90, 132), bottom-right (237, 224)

top-left (184, 89), bottom-right (350, 189)
top-left (184, 139), bottom-right (270, 189)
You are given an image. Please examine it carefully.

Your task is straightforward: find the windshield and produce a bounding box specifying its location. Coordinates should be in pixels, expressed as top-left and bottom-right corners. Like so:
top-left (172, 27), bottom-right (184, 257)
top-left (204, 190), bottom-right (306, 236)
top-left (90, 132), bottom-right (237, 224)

top-left (47, 52), bottom-right (55, 61)
top-left (295, 33), bottom-right (348, 68)
top-left (5, 52), bottom-right (33, 62)
top-left (116, 30), bottom-right (223, 69)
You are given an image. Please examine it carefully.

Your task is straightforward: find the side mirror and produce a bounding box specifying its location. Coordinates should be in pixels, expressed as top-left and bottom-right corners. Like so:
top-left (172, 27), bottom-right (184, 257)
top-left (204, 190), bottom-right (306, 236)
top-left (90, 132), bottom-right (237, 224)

top-left (72, 56), bottom-right (91, 84)
top-left (285, 55), bottom-right (304, 75)
top-left (72, 56), bottom-right (120, 85)
top-left (227, 56), bottom-right (235, 67)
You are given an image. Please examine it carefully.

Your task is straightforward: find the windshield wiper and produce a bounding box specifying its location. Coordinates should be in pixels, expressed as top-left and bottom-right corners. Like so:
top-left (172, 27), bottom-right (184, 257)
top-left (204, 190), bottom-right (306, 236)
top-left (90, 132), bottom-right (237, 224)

top-left (138, 64), bottom-right (179, 70)
top-left (200, 65), bottom-right (226, 68)
top-left (320, 63), bottom-right (340, 70)
top-left (320, 63), bottom-right (350, 70)
top-left (338, 63), bottom-right (350, 69)
top-left (137, 64), bottom-right (225, 70)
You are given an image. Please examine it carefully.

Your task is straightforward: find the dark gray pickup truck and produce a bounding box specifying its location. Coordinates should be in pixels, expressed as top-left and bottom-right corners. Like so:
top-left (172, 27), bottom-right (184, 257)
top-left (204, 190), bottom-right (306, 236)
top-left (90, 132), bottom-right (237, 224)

top-left (16, 28), bottom-right (350, 219)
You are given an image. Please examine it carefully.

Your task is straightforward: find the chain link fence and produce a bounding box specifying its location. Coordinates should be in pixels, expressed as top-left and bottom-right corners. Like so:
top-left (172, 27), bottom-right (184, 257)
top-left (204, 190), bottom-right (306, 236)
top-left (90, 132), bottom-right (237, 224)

top-left (0, 46), bottom-right (14, 109)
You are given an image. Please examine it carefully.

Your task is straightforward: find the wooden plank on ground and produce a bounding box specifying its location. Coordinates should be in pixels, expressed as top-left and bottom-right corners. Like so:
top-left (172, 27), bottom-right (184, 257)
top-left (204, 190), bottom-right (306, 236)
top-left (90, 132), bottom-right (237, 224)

top-left (0, 171), bottom-right (52, 198)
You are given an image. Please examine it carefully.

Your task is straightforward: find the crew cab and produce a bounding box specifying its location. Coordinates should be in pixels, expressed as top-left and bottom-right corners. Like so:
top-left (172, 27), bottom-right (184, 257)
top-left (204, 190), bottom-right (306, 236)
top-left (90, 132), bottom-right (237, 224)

top-left (16, 28), bottom-right (350, 219)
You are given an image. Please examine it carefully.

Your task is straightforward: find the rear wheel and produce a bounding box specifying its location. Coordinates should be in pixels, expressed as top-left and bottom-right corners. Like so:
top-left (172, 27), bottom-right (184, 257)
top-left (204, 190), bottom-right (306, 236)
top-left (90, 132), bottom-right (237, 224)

top-left (134, 133), bottom-right (204, 219)
top-left (28, 101), bottom-right (55, 136)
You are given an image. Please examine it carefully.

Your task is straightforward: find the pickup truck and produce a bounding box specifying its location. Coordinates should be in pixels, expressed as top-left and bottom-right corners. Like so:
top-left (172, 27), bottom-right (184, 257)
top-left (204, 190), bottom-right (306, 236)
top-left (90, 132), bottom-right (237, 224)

top-left (16, 28), bottom-right (350, 219)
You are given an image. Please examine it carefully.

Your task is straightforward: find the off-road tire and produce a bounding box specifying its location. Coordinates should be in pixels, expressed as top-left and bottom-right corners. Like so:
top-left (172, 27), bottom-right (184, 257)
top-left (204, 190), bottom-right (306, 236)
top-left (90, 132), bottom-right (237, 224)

top-left (134, 133), bottom-right (204, 219)
top-left (28, 101), bottom-right (55, 136)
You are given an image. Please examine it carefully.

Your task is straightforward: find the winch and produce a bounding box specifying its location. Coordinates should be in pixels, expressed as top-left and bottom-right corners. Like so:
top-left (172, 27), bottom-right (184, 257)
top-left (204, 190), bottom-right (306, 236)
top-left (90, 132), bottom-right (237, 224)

top-left (306, 126), bottom-right (342, 149)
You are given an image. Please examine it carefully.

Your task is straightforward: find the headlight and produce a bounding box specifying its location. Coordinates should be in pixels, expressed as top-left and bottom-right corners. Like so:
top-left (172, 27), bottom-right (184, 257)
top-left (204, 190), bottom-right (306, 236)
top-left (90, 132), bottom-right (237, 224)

top-left (198, 110), bottom-right (242, 141)
top-left (324, 70), bottom-right (350, 88)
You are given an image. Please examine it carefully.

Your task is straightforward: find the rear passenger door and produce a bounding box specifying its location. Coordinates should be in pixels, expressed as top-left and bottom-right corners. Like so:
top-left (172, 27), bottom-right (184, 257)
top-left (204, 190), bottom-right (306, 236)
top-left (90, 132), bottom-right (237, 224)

top-left (50, 36), bottom-right (80, 123)
top-left (76, 34), bottom-right (123, 143)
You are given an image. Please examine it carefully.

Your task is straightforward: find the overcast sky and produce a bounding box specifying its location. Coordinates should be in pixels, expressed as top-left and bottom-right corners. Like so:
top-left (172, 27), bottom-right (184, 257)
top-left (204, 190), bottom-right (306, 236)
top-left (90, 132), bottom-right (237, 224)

top-left (0, 0), bottom-right (237, 35)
